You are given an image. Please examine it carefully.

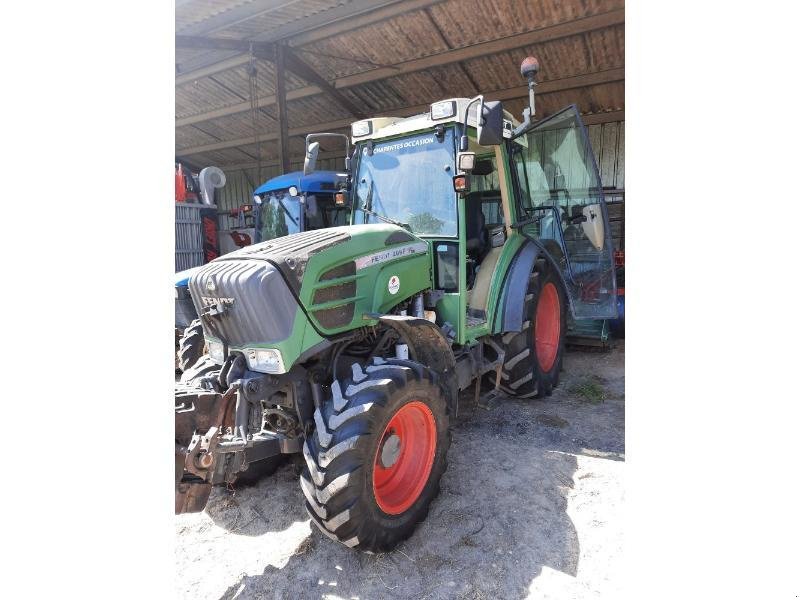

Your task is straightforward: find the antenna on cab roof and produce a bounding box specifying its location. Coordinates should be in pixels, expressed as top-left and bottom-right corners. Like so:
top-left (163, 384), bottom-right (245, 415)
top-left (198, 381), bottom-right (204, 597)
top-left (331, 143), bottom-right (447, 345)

top-left (512, 56), bottom-right (540, 137)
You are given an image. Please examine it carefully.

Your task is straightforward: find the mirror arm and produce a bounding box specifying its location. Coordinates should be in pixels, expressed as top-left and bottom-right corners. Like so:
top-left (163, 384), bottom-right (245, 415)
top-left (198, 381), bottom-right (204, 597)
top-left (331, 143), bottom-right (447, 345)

top-left (512, 107), bottom-right (532, 138)
top-left (304, 132), bottom-right (351, 174)
top-left (460, 95), bottom-right (484, 151)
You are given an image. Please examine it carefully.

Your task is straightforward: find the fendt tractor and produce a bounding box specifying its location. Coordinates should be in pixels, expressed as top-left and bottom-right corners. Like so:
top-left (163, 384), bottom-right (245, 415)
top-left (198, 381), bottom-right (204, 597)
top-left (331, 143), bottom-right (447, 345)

top-left (175, 57), bottom-right (617, 551)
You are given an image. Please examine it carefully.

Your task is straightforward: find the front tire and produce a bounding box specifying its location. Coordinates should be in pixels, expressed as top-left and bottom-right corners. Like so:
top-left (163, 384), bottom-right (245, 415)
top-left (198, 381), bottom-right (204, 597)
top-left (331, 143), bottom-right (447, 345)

top-left (500, 257), bottom-right (567, 398)
top-left (300, 357), bottom-right (450, 551)
top-left (177, 319), bottom-right (205, 373)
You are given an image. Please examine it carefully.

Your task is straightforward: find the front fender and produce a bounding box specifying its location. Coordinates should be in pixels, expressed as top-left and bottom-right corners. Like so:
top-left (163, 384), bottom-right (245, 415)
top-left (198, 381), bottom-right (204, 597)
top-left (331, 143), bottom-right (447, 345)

top-left (377, 315), bottom-right (459, 417)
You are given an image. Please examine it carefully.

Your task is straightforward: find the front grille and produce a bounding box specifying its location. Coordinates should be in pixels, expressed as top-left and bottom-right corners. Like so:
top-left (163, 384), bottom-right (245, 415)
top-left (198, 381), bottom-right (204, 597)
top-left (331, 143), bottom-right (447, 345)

top-left (188, 259), bottom-right (299, 347)
top-left (313, 281), bottom-right (357, 304)
top-left (320, 261), bottom-right (356, 281)
top-left (310, 259), bottom-right (358, 330)
top-left (313, 304), bottom-right (355, 328)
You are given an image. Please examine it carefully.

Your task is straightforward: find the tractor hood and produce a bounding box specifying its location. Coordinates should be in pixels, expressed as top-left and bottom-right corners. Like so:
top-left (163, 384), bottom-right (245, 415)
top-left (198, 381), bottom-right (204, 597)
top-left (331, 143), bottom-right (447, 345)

top-left (175, 266), bottom-right (202, 288)
top-left (188, 224), bottom-right (433, 371)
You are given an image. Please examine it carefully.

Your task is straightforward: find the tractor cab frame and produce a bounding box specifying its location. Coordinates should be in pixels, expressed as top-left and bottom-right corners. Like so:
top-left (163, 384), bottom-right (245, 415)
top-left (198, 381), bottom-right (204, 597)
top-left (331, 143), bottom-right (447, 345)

top-left (336, 98), bottom-right (617, 350)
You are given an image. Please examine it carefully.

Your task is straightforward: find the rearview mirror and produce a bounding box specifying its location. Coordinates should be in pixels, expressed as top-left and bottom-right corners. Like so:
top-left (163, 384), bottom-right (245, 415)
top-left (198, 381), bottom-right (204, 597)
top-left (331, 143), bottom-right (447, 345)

top-left (477, 100), bottom-right (503, 146)
top-left (304, 142), bottom-right (319, 176)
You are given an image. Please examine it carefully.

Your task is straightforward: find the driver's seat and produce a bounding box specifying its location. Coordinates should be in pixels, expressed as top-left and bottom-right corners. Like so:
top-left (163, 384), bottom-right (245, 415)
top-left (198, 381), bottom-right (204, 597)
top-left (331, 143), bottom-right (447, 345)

top-left (464, 193), bottom-right (488, 263)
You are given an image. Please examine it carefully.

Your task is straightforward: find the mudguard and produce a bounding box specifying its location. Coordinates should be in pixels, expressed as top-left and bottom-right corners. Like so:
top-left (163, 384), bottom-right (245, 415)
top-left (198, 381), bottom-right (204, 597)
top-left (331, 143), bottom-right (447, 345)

top-left (377, 315), bottom-right (459, 416)
top-left (495, 240), bottom-right (571, 333)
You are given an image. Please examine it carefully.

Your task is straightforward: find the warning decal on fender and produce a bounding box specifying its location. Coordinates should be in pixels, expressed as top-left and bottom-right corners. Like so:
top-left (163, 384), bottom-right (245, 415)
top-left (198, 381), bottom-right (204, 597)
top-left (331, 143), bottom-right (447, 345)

top-left (388, 275), bottom-right (400, 295)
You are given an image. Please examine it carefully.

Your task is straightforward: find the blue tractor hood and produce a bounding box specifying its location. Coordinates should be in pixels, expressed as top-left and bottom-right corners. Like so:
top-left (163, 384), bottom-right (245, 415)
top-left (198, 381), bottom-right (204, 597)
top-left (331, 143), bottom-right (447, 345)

top-left (253, 170), bottom-right (346, 196)
top-left (175, 266), bottom-right (202, 288)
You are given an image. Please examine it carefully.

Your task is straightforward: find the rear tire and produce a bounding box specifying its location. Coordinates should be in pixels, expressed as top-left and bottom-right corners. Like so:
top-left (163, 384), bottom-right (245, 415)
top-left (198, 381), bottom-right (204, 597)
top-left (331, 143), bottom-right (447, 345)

top-left (500, 257), bottom-right (566, 398)
top-left (300, 357), bottom-right (450, 552)
top-left (177, 319), bottom-right (205, 373)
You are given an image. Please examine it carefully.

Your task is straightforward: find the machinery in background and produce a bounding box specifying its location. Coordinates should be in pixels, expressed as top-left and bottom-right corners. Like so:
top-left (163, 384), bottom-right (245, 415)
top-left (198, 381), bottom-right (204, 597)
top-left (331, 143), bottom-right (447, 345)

top-left (252, 170), bottom-right (350, 240)
top-left (218, 204), bottom-right (257, 255)
top-left (216, 170), bottom-right (350, 254)
top-left (175, 163), bottom-right (226, 270)
top-left (175, 163), bottom-right (226, 370)
top-left (609, 250), bottom-right (625, 338)
top-left (566, 201), bottom-right (625, 349)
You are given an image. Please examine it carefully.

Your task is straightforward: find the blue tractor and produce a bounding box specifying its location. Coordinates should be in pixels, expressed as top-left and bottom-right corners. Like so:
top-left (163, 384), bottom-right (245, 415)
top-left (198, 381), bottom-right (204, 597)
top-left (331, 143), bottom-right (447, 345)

top-left (175, 170), bottom-right (348, 371)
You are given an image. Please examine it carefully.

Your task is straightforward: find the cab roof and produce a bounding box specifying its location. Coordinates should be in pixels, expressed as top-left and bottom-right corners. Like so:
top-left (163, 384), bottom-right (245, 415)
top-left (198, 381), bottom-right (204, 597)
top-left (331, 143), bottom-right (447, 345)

top-left (350, 97), bottom-right (521, 143)
top-left (253, 170), bottom-right (347, 196)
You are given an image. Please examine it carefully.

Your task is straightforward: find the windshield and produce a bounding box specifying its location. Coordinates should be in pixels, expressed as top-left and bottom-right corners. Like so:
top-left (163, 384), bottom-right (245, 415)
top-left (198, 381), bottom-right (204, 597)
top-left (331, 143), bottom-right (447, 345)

top-left (354, 128), bottom-right (457, 236)
top-left (305, 194), bottom-right (350, 229)
top-left (256, 191), bottom-right (302, 242)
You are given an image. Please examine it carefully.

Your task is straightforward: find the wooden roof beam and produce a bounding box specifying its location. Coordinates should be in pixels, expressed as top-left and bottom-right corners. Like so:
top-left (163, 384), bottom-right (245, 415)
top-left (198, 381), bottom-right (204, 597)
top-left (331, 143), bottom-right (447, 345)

top-left (176, 36), bottom-right (366, 119)
top-left (175, 0), bottom-right (443, 83)
top-left (176, 9), bottom-right (624, 127)
top-left (283, 48), bottom-right (367, 119)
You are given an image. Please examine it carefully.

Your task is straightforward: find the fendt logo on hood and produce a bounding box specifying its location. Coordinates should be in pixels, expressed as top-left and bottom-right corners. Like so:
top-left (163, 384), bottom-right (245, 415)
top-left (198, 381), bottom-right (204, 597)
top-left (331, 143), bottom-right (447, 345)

top-left (200, 296), bottom-right (235, 307)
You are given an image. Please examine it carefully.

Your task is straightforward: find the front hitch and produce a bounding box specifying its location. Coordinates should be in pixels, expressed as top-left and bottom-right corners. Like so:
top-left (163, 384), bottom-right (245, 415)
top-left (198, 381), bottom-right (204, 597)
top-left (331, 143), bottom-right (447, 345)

top-left (174, 378), bottom-right (301, 514)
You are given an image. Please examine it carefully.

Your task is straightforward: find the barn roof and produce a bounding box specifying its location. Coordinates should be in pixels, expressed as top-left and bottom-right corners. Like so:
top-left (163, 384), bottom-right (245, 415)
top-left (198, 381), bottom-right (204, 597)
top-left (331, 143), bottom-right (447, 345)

top-left (175, 0), bottom-right (624, 172)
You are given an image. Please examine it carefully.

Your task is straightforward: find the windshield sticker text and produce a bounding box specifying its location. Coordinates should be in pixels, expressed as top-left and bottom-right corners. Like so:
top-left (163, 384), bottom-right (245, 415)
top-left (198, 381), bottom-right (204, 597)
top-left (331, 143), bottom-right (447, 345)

top-left (373, 136), bottom-right (437, 154)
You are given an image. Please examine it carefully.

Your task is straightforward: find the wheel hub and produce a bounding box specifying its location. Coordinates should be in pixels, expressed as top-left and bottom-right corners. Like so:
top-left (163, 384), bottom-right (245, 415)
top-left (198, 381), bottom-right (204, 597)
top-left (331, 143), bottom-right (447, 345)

top-left (534, 282), bottom-right (561, 372)
top-left (372, 401), bottom-right (437, 515)
top-left (379, 432), bottom-right (402, 468)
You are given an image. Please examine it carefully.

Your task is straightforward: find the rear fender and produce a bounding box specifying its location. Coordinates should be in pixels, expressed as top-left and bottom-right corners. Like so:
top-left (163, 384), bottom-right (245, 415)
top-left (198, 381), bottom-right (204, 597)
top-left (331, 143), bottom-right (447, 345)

top-left (495, 240), bottom-right (571, 333)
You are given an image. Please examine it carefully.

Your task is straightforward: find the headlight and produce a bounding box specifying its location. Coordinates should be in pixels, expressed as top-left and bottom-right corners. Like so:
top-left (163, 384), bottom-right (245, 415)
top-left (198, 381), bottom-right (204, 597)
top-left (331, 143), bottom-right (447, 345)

top-left (207, 340), bottom-right (225, 364)
top-left (245, 348), bottom-right (286, 374)
top-left (430, 100), bottom-right (456, 120)
top-left (351, 120), bottom-right (372, 137)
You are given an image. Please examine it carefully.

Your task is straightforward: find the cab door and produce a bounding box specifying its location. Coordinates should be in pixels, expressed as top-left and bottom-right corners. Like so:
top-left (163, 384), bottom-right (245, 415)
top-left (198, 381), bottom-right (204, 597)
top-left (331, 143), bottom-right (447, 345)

top-left (509, 105), bottom-right (617, 319)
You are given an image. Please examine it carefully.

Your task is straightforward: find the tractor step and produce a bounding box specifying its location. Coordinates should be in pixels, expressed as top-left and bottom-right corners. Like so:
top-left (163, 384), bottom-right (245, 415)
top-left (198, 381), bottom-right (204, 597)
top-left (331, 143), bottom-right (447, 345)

top-left (465, 314), bottom-right (487, 328)
top-left (477, 387), bottom-right (501, 410)
top-left (476, 349), bottom-right (504, 410)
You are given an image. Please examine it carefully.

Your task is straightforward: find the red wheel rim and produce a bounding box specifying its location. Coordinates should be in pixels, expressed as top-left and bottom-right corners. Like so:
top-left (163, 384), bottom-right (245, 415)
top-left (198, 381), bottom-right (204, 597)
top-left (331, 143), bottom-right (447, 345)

top-left (534, 282), bottom-right (561, 372)
top-left (372, 401), bottom-right (437, 515)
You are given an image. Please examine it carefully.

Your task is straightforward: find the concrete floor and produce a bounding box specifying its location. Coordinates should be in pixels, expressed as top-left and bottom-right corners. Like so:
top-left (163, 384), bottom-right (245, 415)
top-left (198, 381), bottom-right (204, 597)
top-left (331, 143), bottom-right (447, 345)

top-left (176, 344), bottom-right (625, 600)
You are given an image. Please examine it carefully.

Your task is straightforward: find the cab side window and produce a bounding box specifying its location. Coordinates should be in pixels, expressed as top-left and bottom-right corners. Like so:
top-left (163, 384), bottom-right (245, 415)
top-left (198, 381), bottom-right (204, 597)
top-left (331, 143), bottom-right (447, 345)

top-left (469, 156), bottom-right (505, 228)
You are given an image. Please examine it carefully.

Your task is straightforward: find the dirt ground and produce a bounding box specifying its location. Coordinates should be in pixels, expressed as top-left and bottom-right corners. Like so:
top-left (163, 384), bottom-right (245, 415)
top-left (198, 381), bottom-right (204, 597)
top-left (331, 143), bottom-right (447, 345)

top-left (175, 344), bottom-right (625, 600)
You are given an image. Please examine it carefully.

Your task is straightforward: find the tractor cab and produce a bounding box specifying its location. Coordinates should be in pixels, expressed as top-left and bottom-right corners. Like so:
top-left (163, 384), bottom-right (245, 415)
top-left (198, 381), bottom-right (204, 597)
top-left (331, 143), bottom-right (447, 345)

top-left (253, 170), bottom-right (349, 243)
top-left (333, 93), bottom-right (617, 345)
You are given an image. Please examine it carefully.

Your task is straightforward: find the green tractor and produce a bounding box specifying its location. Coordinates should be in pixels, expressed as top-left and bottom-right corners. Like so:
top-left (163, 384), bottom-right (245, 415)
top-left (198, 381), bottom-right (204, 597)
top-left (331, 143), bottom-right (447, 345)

top-left (175, 57), bottom-right (617, 551)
